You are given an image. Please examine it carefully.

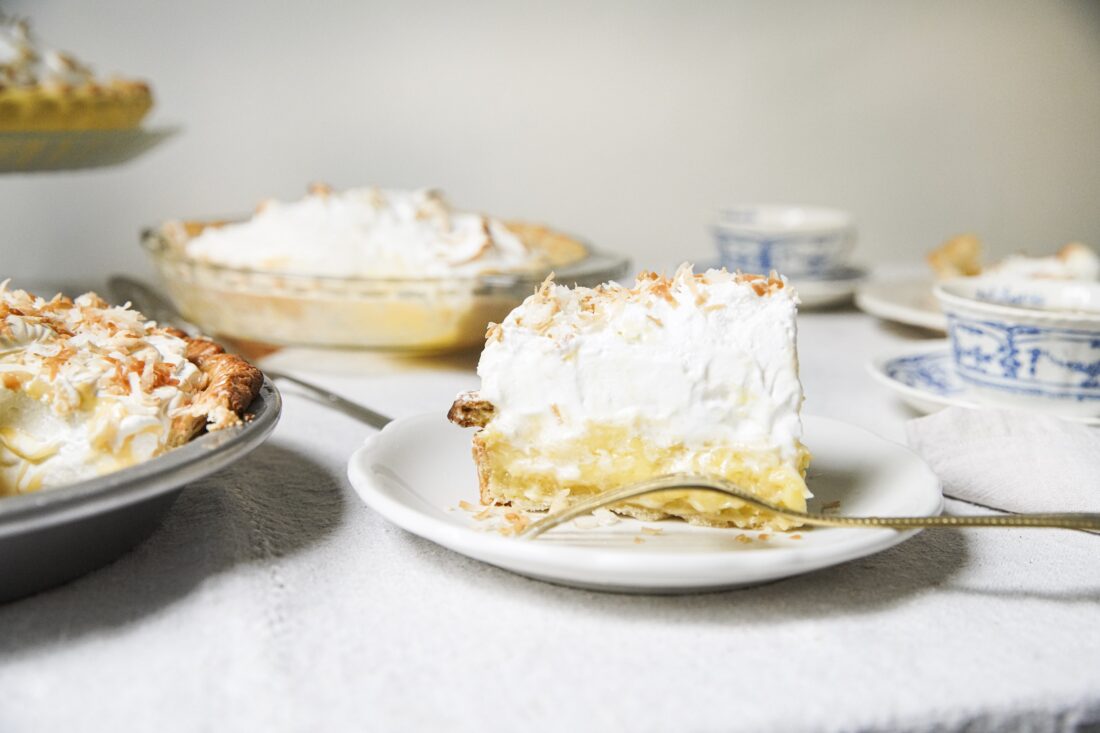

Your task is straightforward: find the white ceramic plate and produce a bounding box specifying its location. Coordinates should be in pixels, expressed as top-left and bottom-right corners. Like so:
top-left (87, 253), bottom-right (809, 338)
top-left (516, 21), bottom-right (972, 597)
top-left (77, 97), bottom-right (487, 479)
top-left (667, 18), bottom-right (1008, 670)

top-left (856, 277), bottom-right (946, 331)
top-left (791, 266), bottom-right (867, 309)
top-left (867, 341), bottom-right (1100, 426)
top-left (347, 413), bottom-right (943, 593)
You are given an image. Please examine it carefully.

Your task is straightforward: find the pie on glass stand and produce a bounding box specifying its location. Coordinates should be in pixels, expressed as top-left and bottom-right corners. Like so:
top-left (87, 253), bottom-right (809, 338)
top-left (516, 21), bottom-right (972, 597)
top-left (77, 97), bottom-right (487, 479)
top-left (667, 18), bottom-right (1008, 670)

top-left (0, 15), bottom-right (153, 132)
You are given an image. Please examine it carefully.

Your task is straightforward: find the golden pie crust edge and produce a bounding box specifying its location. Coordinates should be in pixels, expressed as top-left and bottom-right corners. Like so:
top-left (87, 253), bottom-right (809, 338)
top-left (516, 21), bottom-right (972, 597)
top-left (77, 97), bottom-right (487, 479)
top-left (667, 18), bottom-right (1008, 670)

top-left (0, 79), bottom-right (153, 132)
top-left (166, 328), bottom-right (265, 447)
top-left (447, 391), bottom-right (495, 504)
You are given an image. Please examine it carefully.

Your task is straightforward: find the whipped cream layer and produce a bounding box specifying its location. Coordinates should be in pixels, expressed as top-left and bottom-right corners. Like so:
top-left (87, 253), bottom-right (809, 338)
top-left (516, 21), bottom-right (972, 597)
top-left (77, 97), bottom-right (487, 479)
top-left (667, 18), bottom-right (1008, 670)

top-left (476, 266), bottom-right (804, 469)
top-left (989, 243), bottom-right (1099, 281)
top-left (180, 187), bottom-right (542, 278)
top-left (0, 16), bottom-right (100, 88)
top-left (0, 284), bottom-right (208, 495)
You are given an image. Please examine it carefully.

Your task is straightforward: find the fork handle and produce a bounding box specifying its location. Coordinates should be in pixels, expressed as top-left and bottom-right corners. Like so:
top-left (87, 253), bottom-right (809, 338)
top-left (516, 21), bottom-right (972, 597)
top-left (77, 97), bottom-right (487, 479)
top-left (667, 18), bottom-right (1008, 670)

top-left (520, 477), bottom-right (1100, 538)
top-left (799, 512), bottom-right (1100, 530)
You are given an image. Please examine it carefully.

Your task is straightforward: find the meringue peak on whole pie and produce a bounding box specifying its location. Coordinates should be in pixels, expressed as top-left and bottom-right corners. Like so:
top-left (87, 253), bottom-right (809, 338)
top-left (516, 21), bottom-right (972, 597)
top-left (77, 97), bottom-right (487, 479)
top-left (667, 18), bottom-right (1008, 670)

top-left (174, 185), bottom-right (586, 278)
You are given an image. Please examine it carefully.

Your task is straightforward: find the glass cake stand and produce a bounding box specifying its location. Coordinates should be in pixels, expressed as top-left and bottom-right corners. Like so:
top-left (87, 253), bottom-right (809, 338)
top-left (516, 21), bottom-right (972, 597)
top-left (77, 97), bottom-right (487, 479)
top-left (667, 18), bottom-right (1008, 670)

top-left (0, 126), bottom-right (178, 173)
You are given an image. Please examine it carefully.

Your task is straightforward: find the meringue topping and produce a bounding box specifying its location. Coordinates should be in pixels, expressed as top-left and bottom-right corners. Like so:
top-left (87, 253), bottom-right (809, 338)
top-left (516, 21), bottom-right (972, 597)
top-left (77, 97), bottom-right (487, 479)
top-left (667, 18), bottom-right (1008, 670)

top-left (988, 242), bottom-right (1100, 281)
top-left (179, 187), bottom-right (545, 277)
top-left (0, 16), bottom-right (99, 89)
top-left (0, 283), bottom-right (235, 495)
top-left (474, 265), bottom-right (805, 472)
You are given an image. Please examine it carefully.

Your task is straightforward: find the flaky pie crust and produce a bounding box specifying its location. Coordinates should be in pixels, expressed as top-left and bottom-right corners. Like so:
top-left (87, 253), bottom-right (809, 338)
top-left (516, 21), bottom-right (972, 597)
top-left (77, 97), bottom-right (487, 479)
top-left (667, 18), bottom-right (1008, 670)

top-left (0, 80), bottom-right (153, 132)
top-left (165, 327), bottom-right (265, 446)
top-left (448, 391), bottom-right (496, 504)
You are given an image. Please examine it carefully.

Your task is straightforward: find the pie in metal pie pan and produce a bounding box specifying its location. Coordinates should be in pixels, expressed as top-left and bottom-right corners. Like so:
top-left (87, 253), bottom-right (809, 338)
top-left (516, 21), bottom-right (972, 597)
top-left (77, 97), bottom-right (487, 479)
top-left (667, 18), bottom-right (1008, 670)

top-left (0, 378), bottom-right (280, 603)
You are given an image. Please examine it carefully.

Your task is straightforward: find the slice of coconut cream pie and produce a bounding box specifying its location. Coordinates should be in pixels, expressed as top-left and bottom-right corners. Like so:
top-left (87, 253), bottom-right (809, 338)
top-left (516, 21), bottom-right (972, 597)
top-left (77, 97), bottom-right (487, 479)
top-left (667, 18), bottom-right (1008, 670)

top-left (449, 265), bottom-right (810, 530)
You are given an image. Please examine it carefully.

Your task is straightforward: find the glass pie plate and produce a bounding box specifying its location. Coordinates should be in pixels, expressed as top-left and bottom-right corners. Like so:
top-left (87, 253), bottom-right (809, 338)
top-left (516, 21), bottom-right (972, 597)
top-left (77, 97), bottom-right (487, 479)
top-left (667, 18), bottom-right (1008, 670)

top-left (141, 220), bottom-right (630, 352)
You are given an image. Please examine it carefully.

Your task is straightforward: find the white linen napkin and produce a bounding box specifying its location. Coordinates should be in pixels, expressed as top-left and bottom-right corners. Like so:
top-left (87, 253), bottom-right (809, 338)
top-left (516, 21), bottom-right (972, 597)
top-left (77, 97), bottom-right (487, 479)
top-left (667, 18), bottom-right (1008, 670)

top-left (906, 406), bottom-right (1100, 513)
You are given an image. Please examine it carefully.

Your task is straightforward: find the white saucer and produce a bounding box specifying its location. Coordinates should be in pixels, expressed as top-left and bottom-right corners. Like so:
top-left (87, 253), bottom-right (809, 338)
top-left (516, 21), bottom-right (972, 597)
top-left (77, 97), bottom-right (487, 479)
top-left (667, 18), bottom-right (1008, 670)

top-left (868, 342), bottom-right (1100, 426)
top-left (347, 413), bottom-right (943, 593)
top-left (790, 266), bottom-right (867, 309)
top-left (856, 277), bottom-right (946, 331)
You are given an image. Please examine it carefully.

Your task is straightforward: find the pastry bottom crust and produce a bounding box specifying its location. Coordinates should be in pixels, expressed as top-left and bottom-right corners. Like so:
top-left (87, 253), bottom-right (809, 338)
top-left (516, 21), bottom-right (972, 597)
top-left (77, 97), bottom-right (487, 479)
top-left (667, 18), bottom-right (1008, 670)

top-left (470, 425), bottom-right (811, 531)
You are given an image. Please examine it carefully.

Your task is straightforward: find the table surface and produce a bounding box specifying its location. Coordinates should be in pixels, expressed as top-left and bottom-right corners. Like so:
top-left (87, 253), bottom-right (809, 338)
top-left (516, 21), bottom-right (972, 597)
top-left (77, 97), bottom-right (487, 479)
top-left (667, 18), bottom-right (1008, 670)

top-left (2, 301), bottom-right (1098, 733)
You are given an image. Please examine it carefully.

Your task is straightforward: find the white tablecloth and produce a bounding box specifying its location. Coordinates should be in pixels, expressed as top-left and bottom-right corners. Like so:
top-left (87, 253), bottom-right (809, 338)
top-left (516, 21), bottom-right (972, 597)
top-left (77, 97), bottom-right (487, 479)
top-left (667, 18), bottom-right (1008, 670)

top-left (2, 308), bottom-right (1099, 733)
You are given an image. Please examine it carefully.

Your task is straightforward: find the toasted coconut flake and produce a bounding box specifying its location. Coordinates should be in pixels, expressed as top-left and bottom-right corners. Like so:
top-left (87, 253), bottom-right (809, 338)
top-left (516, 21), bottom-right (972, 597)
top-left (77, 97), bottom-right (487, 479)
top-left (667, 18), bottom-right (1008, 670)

top-left (536, 273), bottom-right (556, 296)
top-left (735, 534), bottom-right (753, 544)
top-left (501, 511), bottom-right (530, 535)
top-left (640, 526), bottom-right (664, 536)
top-left (547, 489), bottom-right (571, 515)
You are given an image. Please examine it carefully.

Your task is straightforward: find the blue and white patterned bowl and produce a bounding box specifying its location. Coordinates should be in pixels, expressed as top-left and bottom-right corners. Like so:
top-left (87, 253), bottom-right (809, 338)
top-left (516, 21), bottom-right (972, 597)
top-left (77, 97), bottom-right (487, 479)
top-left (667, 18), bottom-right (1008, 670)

top-left (868, 343), bottom-right (1100, 425)
top-left (713, 205), bottom-right (855, 278)
top-left (934, 277), bottom-right (1100, 418)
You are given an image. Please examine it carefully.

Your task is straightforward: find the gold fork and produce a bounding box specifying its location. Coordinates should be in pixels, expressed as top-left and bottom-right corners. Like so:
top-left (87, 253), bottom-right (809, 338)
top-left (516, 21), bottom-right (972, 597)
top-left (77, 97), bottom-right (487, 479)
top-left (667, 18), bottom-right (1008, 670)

top-left (519, 474), bottom-right (1100, 539)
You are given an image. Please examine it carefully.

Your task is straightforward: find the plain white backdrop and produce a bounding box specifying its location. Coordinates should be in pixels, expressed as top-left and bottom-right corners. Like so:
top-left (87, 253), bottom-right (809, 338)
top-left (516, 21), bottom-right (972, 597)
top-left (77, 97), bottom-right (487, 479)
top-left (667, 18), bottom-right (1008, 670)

top-left (2, 0), bottom-right (1098, 286)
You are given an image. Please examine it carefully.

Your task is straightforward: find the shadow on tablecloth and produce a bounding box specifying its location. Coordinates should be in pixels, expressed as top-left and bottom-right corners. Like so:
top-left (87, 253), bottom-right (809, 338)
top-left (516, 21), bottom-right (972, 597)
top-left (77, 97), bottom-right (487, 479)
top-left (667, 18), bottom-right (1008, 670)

top-left (406, 524), bottom-right (1100, 619)
top-left (0, 443), bottom-right (345, 653)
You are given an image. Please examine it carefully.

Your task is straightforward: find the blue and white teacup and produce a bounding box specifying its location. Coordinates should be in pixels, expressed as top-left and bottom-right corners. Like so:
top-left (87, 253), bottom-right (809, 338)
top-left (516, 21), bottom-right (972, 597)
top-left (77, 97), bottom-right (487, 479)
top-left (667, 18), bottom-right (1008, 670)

top-left (934, 277), bottom-right (1100, 418)
top-left (713, 205), bottom-right (855, 279)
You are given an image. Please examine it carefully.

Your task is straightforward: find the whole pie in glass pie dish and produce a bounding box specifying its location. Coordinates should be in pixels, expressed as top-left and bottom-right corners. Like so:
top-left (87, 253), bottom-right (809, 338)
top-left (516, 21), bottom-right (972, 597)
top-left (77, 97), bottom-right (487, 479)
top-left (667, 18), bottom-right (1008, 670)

top-left (143, 185), bottom-right (630, 352)
top-left (0, 282), bottom-right (263, 496)
top-left (0, 15), bottom-right (153, 132)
